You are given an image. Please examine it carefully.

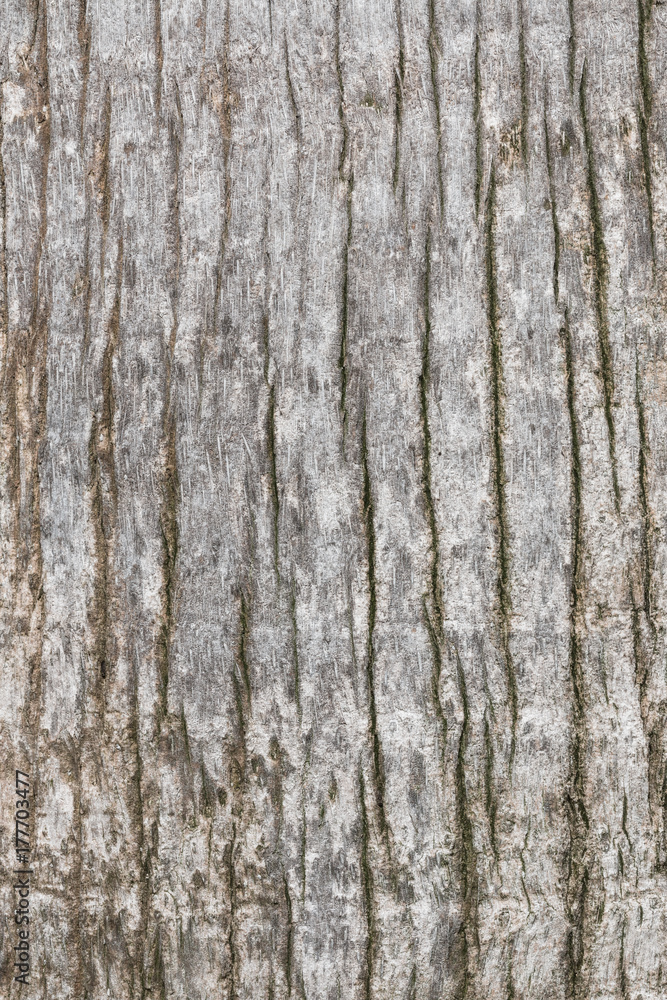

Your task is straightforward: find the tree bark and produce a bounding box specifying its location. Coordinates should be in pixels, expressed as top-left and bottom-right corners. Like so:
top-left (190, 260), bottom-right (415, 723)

top-left (1, 0), bottom-right (666, 997)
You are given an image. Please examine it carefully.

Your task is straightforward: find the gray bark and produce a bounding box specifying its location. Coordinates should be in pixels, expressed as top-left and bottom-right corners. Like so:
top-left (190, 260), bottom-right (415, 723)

top-left (1, 0), bottom-right (666, 997)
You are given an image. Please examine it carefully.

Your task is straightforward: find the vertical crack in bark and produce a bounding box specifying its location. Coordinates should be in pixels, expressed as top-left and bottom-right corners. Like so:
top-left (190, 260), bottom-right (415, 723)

top-left (0, 92), bottom-right (7, 371)
top-left (392, 0), bottom-right (405, 194)
top-left (518, 0), bottom-right (528, 165)
top-left (284, 869), bottom-right (294, 995)
top-left (619, 915), bottom-right (629, 1000)
top-left (227, 822), bottom-right (239, 1000)
top-left (473, 17), bottom-right (483, 217)
top-left (632, 357), bottom-right (664, 864)
top-left (419, 229), bottom-right (447, 774)
top-left (335, 1), bottom-right (348, 181)
top-left (212, 0), bottom-right (233, 342)
top-left (485, 163), bottom-right (518, 769)
top-left (427, 0), bottom-right (444, 215)
top-left (18, 0), bottom-right (51, 746)
top-left (84, 88), bottom-right (113, 361)
top-left (544, 97), bottom-right (561, 304)
top-left (290, 579), bottom-right (301, 719)
top-left (361, 413), bottom-right (391, 850)
top-left (267, 385), bottom-right (280, 582)
top-left (637, 0), bottom-right (655, 268)
top-left (568, 0), bottom-right (576, 95)
top-left (335, 2), bottom-right (352, 443)
top-left (579, 63), bottom-right (620, 513)
top-left (454, 648), bottom-right (479, 996)
top-left (154, 0), bottom-right (164, 127)
top-left (233, 592), bottom-right (252, 777)
top-left (635, 358), bottom-right (653, 629)
top-left (157, 98), bottom-right (182, 729)
top-left (98, 88), bottom-right (112, 285)
top-left (77, 0), bottom-right (91, 148)
top-left (284, 34), bottom-right (302, 195)
top-left (562, 308), bottom-right (590, 1000)
top-left (484, 708), bottom-right (499, 863)
top-left (358, 764), bottom-right (375, 1000)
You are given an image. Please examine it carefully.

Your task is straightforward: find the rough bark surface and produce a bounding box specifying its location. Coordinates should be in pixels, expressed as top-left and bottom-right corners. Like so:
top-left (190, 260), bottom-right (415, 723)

top-left (1, 0), bottom-right (667, 998)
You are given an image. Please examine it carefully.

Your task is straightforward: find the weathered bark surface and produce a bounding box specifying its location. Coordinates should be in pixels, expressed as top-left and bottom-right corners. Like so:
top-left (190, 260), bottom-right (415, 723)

top-left (1, 0), bottom-right (667, 997)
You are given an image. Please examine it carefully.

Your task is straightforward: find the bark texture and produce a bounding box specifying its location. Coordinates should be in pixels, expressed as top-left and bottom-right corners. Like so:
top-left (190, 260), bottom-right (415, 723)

top-left (1, 0), bottom-right (667, 997)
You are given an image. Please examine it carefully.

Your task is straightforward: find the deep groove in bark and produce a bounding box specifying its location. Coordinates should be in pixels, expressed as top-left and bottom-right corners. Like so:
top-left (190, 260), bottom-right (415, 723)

top-left (290, 579), bottom-right (301, 718)
top-left (455, 648), bottom-right (479, 996)
top-left (0, 93), bottom-right (7, 368)
top-left (427, 0), bottom-right (444, 215)
top-left (484, 163), bottom-right (518, 769)
top-left (518, 0), bottom-right (528, 164)
top-left (561, 308), bottom-right (590, 1000)
top-left (484, 709), bottom-right (499, 863)
top-left (336, 2), bottom-right (352, 442)
top-left (637, 0), bottom-right (656, 267)
top-left (154, 0), bottom-right (164, 127)
top-left (568, 0), bottom-right (576, 95)
top-left (392, 0), bottom-right (405, 193)
top-left (635, 350), bottom-right (654, 629)
top-left (284, 34), bottom-right (302, 185)
top-left (77, 0), bottom-right (91, 147)
top-left (267, 384), bottom-right (280, 582)
top-left (361, 413), bottom-right (391, 849)
top-left (358, 764), bottom-right (375, 1000)
top-left (157, 102), bottom-right (182, 729)
top-left (227, 823), bottom-right (239, 1000)
top-left (284, 869), bottom-right (294, 995)
top-left (213, 0), bottom-right (232, 339)
top-left (420, 229), bottom-right (447, 773)
top-left (579, 63), bottom-right (620, 513)
top-left (335, 0), bottom-right (348, 180)
top-left (339, 174), bottom-right (352, 444)
top-left (474, 22), bottom-right (483, 217)
top-left (544, 97), bottom-right (561, 303)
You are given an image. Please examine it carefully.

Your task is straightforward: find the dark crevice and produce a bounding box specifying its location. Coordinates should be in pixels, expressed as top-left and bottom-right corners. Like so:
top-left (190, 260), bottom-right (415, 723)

top-left (358, 765), bottom-right (375, 1000)
top-left (637, 0), bottom-right (656, 268)
top-left (393, 0), bottom-right (405, 193)
top-left (290, 579), bottom-right (301, 718)
top-left (484, 710), bottom-right (499, 863)
top-left (361, 413), bottom-right (391, 850)
top-left (619, 916), bottom-right (629, 1000)
top-left (518, 0), bottom-right (528, 164)
top-left (335, 2), bottom-right (353, 442)
top-left (212, 0), bottom-right (232, 339)
top-left (568, 0), bottom-right (576, 95)
top-left (0, 93), bottom-right (7, 369)
top-left (579, 63), bottom-right (620, 513)
top-left (227, 823), bottom-right (239, 1000)
top-left (267, 384), bottom-right (280, 581)
top-left (339, 175), bottom-right (353, 444)
top-left (544, 97), bottom-right (561, 304)
top-left (285, 34), bottom-right (302, 185)
top-left (635, 356), bottom-right (654, 629)
top-left (561, 308), bottom-right (590, 1000)
top-left (157, 96), bottom-right (182, 729)
top-left (154, 0), bottom-right (164, 127)
top-left (284, 870), bottom-right (294, 995)
top-left (484, 163), bottom-right (518, 769)
top-left (427, 0), bottom-right (444, 215)
top-left (77, 0), bottom-right (91, 148)
top-left (454, 648), bottom-right (479, 996)
top-left (334, 0), bottom-right (348, 180)
top-left (633, 357), bottom-right (664, 864)
top-left (420, 228), bottom-right (447, 775)
top-left (473, 21), bottom-right (483, 217)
